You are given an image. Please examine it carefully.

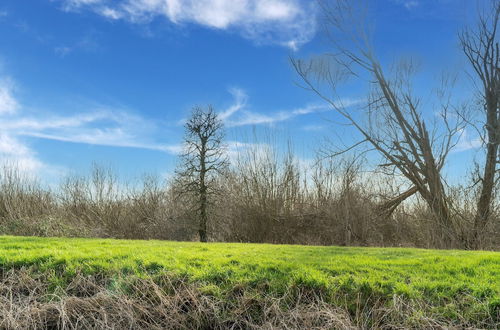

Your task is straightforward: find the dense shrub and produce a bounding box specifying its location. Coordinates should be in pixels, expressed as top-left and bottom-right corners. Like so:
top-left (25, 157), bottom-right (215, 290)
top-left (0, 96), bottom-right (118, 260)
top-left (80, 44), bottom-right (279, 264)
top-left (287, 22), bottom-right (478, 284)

top-left (0, 150), bottom-right (498, 250)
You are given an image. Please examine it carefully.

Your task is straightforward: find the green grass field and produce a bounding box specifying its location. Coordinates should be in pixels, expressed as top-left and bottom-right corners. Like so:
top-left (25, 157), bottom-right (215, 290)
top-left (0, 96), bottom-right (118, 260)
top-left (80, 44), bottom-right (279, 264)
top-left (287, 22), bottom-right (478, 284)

top-left (1, 235), bottom-right (499, 328)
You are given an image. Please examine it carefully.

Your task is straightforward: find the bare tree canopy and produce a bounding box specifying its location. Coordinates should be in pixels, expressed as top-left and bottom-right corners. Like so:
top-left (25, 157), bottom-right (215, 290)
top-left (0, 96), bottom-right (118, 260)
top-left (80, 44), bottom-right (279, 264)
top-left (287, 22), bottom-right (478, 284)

top-left (292, 0), bottom-right (468, 247)
top-left (460, 0), bottom-right (500, 249)
top-left (176, 105), bottom-right (228, 242)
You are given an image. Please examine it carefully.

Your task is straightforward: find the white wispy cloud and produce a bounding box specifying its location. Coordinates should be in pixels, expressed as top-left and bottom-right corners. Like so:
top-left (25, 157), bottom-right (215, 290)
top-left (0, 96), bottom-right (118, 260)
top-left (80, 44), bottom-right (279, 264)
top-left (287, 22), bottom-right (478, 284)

top-left (225, 140), bottom-right (263, 162)
top-left (0, 81), bottom-right (56, 176)
top-left (225, 103), bottom-right (329, 127)
top-left (302, 124), bottom-right (325, 131)
top-left (0, 133), bottom-right (45, 174)
top-left (54, 31), bottom-right (100, 57)
top-left (453, 129), bottom-right (482, 153)
top-left (3, 75), bottom-right (343, 180)
top-left (22, 131), bottom-right (182, 154)
top-left (0, 75), bottom-right (184, 177)
top-left (0, 78), bottom-right (18, 114)
top-left (59, 0), bottom-right (317, 49)
top-left (220, 88), bottom-right (361, 127)
top-left (219, 87), bottom-right (248, 120)
top-left (176, 87), bottom-right (339, 128)
top-left (6, 109), bottom-right (182, 154)
top-left (392, 0), bottom-right (419, 10)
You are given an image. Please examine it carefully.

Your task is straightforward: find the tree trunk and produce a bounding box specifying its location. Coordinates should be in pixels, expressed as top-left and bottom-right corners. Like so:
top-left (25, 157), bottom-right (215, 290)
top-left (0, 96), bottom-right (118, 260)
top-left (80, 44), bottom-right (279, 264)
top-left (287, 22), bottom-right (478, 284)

top-left (419, 128), bottom-right (454, 248)
top-left (425, 190), bottom-right (453, 247)
top-left (199, 190), bottom-right (208, 242)
top-left (199, 141), bottom-right (208, 242)
top-left (459, 2), bottom-right (500, 250)
top-left (470, 113), bottom-right (498, 249)
top-left (376, 186), bottom-right (419, 217)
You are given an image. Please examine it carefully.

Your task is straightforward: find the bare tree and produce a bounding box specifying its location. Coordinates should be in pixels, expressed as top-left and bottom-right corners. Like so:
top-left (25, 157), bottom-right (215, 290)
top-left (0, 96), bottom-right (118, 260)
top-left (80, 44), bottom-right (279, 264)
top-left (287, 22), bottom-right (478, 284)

top-left (460, 1), bottom-right (500, 249)
top-left (176, 105), bottom-right (228, 242)
top-left (292, 0), bottom-right (466, 247)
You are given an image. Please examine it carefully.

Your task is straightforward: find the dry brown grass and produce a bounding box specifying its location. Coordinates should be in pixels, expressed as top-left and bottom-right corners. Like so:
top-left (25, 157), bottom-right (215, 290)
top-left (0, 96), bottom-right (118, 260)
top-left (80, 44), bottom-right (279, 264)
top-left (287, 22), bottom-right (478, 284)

top-left (0, 269), bottom-right (490, 329)
top-left (0, 270), bottom-right (354, 329)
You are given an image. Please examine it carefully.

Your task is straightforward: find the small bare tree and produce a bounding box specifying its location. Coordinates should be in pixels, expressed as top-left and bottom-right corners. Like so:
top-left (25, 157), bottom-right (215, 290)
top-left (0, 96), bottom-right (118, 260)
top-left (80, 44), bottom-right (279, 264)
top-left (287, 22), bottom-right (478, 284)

top-left (176, 105), bottom-right (228, 242)
top-left (460, 1), bottom-right (500, 249)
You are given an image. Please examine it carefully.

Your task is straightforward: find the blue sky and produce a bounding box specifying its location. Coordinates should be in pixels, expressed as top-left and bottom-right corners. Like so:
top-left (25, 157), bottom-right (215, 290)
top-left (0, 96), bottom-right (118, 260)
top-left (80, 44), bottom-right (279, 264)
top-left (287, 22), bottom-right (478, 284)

top-left (0, 0), bottom-right (484, 183)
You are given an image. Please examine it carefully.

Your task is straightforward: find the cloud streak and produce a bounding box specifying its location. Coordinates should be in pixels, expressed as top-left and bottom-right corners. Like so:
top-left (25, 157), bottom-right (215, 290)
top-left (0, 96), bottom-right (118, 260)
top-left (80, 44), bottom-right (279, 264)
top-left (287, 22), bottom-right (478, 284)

top-left (0, 75), bottom-right (183, 177)
top-left (7, 110), bottom-right (182, 154)
top-left (218, 88), bottom-right (248, 120)
top-left (220, 88), bottom-right (361, 127)
top-left (54, 31), bottom-right (100, 57)
top-left (0, 133), bottom-right (46, 174)
top-left (453, 129), bottom-right (482, 153)
top-left (225, 103), bottom-right (329, 127)
top-left (22, 131), bottom-right (182, 154)
top-left (0, 78), bottom-right (18, 114)
top-left (60, 0), bottom-right (317, 49)
top-left (392, 0), bottom-right (419, 10)
top-left (0, 81), bottom-right (52, 175)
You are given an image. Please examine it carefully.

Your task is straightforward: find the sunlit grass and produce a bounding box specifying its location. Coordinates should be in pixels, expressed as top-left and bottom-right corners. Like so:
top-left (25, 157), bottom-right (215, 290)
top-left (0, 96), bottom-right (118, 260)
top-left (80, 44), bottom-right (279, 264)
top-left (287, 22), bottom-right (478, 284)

top-left (1, 235), bottom-right (499, 324)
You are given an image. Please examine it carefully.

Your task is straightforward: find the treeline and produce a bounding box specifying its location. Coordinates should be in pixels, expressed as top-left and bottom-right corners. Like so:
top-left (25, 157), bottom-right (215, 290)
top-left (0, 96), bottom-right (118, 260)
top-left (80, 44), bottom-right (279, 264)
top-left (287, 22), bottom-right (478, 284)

top-left (0, 142), bottom-right (497, 250)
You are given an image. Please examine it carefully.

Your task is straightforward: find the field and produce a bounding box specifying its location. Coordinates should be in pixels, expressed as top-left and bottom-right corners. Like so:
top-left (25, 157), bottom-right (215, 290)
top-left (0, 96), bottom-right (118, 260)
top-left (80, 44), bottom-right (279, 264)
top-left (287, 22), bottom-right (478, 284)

top-left (0, 236), bottom-right (499, 329)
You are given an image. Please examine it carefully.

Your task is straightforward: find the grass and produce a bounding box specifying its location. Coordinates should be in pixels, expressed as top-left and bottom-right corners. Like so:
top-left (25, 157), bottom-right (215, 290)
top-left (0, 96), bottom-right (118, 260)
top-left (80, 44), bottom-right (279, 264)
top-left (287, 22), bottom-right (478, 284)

top-left (0, 235), bottom-right (499, 328)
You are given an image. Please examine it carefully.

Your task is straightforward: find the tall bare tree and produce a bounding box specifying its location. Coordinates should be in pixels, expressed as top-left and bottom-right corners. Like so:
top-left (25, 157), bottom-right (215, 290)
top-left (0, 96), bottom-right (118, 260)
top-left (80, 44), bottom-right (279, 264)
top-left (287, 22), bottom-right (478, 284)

top-left (292, 0), bottom-right (466, 247)
top-left (176, 105), bottom-right (228, 242)
top-left (460, 1), bottom-right (500, 249)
